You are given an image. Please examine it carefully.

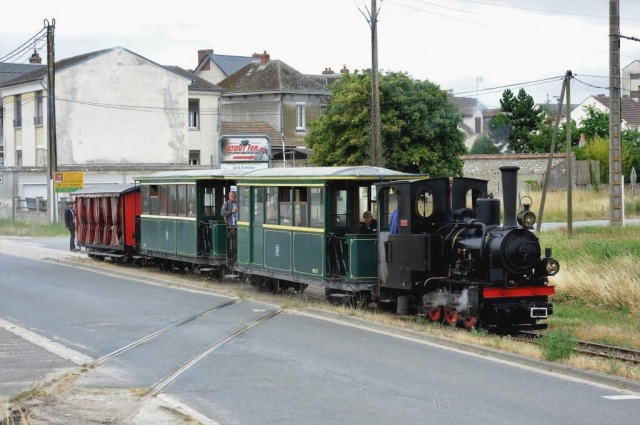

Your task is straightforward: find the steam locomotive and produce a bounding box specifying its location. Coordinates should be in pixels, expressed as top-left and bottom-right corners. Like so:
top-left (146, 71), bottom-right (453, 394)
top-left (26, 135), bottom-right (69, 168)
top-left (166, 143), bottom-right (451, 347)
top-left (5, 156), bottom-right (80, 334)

top-left (74, 165), bottom-right (558, 329)
top-left (376, 166), bottom-right (558, 329)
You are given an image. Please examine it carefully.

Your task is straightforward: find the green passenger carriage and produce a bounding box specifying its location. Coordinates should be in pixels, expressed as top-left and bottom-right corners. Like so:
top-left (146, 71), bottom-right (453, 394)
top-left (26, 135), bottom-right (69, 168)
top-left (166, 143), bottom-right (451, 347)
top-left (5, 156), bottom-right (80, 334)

top-left (135, 169), bottom-right (245, 274)
top-left (233, 166), bottom-right (421, 295)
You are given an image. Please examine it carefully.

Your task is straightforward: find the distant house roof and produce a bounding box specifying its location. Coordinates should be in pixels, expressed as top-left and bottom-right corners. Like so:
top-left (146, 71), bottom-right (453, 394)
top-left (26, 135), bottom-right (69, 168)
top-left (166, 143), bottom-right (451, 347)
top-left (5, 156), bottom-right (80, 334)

top-left (218, 60), bottom-right (327, 94)
top-left (0, 62), bottom-right (46, 85)
top-left (221, 121), bottom-right (283, 144)
top-left (0, 47), bottom-right (191, 88)
top-left (196, 53), bottom-right (259, 77)
top-left (306, 73), bottom-right (341, 88)
top-left (163, 66), bottom-right (223, 92)
top-left (483, 108), bottom-right (501, 118)
top-left (591, 95), bottom-right (640, 124)
top-left (450, 96), bottom-right (485, 115)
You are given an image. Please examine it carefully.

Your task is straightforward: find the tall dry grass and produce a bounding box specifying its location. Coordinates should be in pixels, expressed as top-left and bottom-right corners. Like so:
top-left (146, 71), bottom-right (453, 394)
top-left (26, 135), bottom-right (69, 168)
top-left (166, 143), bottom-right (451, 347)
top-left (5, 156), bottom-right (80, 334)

top-left (518, 185), bottom-right (640, 223)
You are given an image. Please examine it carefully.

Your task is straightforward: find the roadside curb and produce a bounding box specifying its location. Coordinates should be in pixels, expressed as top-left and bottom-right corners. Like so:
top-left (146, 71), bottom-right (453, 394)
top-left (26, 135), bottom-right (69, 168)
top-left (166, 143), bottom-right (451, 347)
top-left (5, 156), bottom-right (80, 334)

top-left (41, 257), bottom-right (238, 300)
top-left (297, 307), bottom-right (640, 393)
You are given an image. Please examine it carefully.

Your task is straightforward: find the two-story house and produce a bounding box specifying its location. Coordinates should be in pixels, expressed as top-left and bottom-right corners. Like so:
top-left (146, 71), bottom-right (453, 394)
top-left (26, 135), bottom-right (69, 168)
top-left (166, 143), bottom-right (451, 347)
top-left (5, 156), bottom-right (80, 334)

top-left (0, 53), bottom-right (46, 162)
top-left (0, 46), bottom-right (222, 219)
top-left (210, 51), bottom-right (332, 166)
top-left (570, 94), bottom-right (640, 131)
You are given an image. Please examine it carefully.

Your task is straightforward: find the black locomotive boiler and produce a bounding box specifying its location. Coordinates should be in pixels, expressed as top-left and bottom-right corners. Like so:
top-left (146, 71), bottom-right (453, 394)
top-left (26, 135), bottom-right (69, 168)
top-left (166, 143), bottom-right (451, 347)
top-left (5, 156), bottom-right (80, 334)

top-left (376, 166), bottom-right (559, 329)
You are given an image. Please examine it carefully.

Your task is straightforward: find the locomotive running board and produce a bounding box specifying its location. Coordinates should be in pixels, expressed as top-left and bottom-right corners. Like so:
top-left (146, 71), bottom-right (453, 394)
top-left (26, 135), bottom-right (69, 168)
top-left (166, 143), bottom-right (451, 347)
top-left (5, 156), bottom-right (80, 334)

top-left (483, 286), bottom-right (555, 298)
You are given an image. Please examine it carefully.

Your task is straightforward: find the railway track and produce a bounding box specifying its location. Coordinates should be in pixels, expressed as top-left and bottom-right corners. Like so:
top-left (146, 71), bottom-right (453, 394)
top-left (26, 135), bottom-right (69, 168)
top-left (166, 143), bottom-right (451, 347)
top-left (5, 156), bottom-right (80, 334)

top-left (518, 331), bottom-right (640, 365)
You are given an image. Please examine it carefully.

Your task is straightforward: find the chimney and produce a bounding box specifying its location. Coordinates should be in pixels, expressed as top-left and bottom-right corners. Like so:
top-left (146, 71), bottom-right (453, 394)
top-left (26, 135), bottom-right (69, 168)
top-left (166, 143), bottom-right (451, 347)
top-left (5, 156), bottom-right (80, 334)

top-left (29, 51), bottom-right (42, 64)
top-left (322, 67), bottom-right (334, 75)
top-left (499, 166), bottom-right (519, 228)
top-left (340, 64), bottom-right (349, 74)
top-left (257, 50), bottom-right (270, 64)
top-left (596, 94), bottom-right (605, 97)
top-left (197, 49), bottom-right (213, 65)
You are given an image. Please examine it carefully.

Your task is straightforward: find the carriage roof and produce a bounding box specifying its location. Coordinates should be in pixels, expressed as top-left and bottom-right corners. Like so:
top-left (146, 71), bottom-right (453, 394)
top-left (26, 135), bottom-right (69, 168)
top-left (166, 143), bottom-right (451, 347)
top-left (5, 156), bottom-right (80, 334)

top-left (72, 183), bottom-right (138, 196)
top-left (133, 168), bottom-right (248, 182)
top-left (236, 166), bottom-right (423, 181)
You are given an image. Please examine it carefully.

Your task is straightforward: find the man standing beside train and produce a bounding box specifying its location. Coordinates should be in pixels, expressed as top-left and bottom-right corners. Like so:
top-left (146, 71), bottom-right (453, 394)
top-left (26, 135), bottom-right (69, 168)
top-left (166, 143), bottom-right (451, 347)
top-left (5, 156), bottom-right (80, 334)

top-left (64, 201), bottom-right (79, 252)
top-left (221, 190), bottom-right (238, 259)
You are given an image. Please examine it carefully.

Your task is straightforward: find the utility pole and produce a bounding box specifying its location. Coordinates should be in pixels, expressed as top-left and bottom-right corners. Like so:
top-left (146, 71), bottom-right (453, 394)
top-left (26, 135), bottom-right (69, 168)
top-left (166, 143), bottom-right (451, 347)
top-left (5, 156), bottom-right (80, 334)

top-left (536, 74), bottom-right (567, 233)
top-left (609, 0), bottom-right (623, 225)
top-left (369, 0), bottom-right (383, 166)
top-left (45, 19), bottom-right (57, 223)
top-left (566, 70), bottom-right (573, 235)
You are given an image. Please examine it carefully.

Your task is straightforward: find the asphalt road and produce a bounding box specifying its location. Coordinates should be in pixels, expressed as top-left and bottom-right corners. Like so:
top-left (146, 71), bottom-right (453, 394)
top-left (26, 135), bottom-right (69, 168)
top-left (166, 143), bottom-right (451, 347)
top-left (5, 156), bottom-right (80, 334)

top-left (1, 242), bottom-right (639, 424)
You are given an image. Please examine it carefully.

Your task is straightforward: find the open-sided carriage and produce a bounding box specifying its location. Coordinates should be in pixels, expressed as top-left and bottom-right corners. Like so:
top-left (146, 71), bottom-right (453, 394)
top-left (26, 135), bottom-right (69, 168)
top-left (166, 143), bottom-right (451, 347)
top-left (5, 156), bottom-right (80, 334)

top-left (73, 184), bottom-right (140, 260)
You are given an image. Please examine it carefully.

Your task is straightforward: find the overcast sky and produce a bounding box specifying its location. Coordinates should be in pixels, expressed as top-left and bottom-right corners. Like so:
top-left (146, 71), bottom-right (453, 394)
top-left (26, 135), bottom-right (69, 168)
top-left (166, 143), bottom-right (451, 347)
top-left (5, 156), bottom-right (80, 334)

top-left (2, 0), bottom-right (640, 109)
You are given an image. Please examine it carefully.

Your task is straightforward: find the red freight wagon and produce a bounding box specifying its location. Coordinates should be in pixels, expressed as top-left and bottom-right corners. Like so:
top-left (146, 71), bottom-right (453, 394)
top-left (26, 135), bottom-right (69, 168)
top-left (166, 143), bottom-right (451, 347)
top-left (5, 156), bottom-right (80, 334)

top-left (73, 184), bottom-right (140, 258)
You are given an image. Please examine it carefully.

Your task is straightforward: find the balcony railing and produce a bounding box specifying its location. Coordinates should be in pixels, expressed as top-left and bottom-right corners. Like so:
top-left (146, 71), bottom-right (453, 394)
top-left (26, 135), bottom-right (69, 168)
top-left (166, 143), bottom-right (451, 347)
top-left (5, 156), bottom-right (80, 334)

top-left (34, 115), bottom-right (44, 125)
top-left (13, 118), bottom-right (22, 128)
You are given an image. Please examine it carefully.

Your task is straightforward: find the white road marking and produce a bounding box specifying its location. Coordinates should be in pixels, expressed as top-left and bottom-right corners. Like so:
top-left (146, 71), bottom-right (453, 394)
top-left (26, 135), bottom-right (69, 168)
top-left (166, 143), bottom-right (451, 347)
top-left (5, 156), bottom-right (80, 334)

top-left (0, 318), bottom-right (94, 365)
top-left (603, 395), bottom-right (640, 400)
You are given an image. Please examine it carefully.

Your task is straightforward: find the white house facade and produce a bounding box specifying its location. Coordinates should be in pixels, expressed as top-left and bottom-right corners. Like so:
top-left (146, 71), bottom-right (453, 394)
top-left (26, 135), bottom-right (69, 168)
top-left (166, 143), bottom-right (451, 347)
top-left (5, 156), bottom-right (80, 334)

top-left (0, 47), bottom-right (222, 219)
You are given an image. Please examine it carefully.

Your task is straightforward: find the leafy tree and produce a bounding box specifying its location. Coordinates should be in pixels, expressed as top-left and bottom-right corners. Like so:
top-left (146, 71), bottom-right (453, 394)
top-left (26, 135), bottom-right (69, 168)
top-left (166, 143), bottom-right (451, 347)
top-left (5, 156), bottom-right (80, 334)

top-left (470, 134), bottom-right (500, 154)
top-left (529, 119), bottom-right (579, 154)
top-left (488, 88), bottom-right (543, 153)
top-left (306, 70), bottom-right (466, 176)
top-left (575, 130), bottom-right (640, 183)
top-left (578, 105), bottom-right (609, 140)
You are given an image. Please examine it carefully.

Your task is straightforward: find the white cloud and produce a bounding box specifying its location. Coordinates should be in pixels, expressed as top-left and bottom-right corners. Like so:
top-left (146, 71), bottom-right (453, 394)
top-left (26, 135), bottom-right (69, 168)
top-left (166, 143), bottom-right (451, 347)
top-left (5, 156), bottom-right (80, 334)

top-left (2, 0), bottom-right (639, 107)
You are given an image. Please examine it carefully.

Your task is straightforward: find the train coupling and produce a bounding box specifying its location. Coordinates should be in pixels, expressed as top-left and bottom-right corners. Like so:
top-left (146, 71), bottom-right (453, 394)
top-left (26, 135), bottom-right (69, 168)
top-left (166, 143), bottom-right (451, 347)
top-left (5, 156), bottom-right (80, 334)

top-left (530, 307), bottom-right (548, 319)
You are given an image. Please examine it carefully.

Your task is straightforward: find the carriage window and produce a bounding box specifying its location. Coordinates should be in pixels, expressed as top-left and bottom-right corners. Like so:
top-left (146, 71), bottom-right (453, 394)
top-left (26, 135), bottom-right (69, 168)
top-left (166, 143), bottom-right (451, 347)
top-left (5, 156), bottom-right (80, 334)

top-left (279, 187), bottom-right (292, 225)
top-left (358, 186), bottom-right (369, 222)
top-left (187, 185), bottom-right (196, 217)
top-left (177, 185), bottom-right (186, 216)
top-left (141, 185), bottom-right (150, 214)
top-left (239, 187), bottom-right (250, 221)
top-left (331, 189), bottom-right (347, 226)
top-left (168, 186), bottom-right (177, 216)
top-left (266, 187), bottom-right (278, 224)
top-left (159, 185), bottom-right (168, 215)
top-left (150, 185), bottom-right (159, 215)
top-left (370, 184), bottom-right (378, 217)
top-left (309, 188), bottom-right (324, 228)
top-left (416, 189), bottom-right (433, 218)
top-left (202, 186), bottom-right (215, 216)
top-left (254, 187), bottom-right (264, 224)
top-left (294, 188), bottom-right (308, 227)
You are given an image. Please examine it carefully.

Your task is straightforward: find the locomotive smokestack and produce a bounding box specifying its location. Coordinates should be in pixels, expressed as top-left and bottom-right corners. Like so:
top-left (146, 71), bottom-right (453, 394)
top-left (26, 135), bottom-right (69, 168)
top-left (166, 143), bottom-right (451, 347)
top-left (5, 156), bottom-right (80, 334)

top-left (500, 165), bottom-right (519, 228)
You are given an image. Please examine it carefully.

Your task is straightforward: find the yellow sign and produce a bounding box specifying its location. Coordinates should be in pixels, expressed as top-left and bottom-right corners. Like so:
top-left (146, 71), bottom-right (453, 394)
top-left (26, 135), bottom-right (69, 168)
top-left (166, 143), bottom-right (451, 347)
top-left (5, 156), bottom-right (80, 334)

top-left (54, 172), bottom-right (84, 193)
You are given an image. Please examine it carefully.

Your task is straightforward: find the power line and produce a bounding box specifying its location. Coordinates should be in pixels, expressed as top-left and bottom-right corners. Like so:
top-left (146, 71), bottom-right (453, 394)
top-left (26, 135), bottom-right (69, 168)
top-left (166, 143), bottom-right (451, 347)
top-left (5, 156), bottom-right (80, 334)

top-left (453, 76), bottom-right (564, 96)
top-left (0, 28), bottom-right (46, 62)
top-left (447, 0), bottom-right (640, 21)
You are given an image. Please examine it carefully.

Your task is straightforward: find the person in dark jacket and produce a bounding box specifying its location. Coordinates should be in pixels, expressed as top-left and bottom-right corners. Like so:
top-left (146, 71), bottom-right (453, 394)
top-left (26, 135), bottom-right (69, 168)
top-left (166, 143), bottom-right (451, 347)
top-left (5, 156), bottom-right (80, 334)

top-left (64, 201), bottom-right (78, 252)
top-left (358, 211), bottom-right (378, 234)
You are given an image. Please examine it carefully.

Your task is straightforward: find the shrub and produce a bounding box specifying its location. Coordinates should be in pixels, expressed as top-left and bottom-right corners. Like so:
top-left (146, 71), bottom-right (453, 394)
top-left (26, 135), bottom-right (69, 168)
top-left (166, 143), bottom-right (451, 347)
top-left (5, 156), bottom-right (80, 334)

top-left (538, 329), bottom-right (576, 361)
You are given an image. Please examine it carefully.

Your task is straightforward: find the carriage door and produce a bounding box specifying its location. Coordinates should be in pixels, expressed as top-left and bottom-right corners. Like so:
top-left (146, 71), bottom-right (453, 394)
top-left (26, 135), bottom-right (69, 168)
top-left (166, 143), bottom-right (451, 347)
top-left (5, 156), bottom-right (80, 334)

top-left (377, 185), bottom-right (398, 285)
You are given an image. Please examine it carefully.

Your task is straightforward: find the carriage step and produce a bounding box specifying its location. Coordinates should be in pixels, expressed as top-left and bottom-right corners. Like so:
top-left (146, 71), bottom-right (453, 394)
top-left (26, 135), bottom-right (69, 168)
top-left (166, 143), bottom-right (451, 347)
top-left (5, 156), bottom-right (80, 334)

top-left (330, 294), bottom-right (350, 299)
top-left (225, 274), bottom-right (241, 280)
top-left (199, 268), bottom-right (214, 273)
top-left (379, 299), bottom-right (392, 303)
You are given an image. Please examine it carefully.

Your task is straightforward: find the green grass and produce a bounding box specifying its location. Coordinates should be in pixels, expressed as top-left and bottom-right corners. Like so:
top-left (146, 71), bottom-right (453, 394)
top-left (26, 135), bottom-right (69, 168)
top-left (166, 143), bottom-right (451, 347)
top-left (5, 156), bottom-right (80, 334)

top-left (538, 329), bottom-right (576, 361)
top-left (0, 219), bottom-right (67, 237)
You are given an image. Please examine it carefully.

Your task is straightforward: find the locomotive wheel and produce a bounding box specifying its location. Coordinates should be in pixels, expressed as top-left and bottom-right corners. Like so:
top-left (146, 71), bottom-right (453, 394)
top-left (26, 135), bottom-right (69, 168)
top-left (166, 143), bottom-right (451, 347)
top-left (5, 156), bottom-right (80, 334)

top-left (459, 315), bottom-right (478, 330)
top-left (443, 307), bottom-right (458, 326)
top-left (270, 279), bottom-right (280, 294)
top-left (426, 306), bottom-right (443, 322)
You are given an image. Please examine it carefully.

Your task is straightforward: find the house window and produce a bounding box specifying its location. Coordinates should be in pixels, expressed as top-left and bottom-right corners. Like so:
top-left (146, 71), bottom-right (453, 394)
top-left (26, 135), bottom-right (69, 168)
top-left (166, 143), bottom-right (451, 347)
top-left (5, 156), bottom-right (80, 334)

top-left (14, 95), bottom-right (22, 127)
top-left (188, 99), bottom-right (199, 129)
top-left (474, 117), bottom-right (481, 134)
top-left (296, 103), bottom-right (306, 130)
top-left (189, 150), bottom-right (200, 165)
top-left (34, 91), bottom-right (43, 125)
top-left (16, 150), bottom-right (22, 166)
